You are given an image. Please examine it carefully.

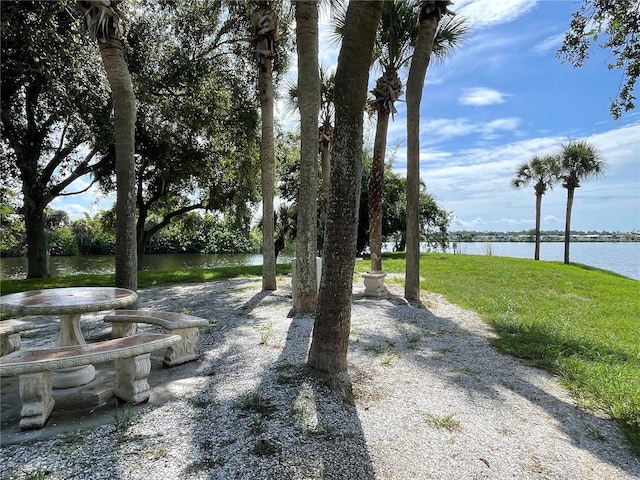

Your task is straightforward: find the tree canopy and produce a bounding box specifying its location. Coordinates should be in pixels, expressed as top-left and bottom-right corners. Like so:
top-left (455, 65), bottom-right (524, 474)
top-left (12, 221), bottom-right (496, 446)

top-left (93, 0), bottom-right (263, 268)
top-left (558, 0), bottom-right (639, 118)
top-left (1, 0), bottom-right (113, 277)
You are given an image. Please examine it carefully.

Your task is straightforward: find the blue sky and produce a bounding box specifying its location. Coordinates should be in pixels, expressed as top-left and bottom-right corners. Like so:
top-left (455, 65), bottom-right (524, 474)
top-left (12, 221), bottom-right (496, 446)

top-left (318, 0), bottom-right (640, 233)
top-left (54, 0), bottom-right (639, 233)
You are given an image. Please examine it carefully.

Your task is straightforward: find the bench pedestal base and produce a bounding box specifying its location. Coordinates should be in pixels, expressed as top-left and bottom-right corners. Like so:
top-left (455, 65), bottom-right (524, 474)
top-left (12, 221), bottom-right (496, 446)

top-left (1, 333), bottom-right (22, 357)
top-left (19, 372), bottom-right (55, 430)
top-left (114, 354), bottom-right (152, 404)
top-left (163, 327), bottom-right (200, 367)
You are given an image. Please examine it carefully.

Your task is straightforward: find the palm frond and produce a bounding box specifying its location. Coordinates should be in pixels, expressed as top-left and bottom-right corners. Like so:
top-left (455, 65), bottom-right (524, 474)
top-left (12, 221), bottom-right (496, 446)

top-left (431, 14), bottom-right (470, 63)
top-left (375, 0), bottom-right (419, 72)
top-left (77, 0), bottom-right (124, 43)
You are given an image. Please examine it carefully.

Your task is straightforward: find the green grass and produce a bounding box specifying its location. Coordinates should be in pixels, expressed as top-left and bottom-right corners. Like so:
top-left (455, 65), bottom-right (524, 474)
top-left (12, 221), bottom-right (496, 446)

top-left (356, 252), bottom-right (640, 452)
top-left (425, 412), bottom-right (461, 431)
top-left (2, 254), bottom-right (638, 451)
top-left (0, 263), bottom-right (292, 297)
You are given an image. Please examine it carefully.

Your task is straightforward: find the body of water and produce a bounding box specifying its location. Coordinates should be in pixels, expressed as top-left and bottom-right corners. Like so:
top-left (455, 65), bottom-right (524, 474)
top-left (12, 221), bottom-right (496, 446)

top-left (0, 252), bottom-right (295, 281)
top-left (1, 243), bottom-right (638, 281)
top-left (445, 242), bottom-right (640, 280)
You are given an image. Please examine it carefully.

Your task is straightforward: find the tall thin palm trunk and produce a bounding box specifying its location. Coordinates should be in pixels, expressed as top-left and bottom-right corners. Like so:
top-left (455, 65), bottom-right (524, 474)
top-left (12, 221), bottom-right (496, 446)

top-left (368, 108), bottom-right (390, 272)
top-left (564, 187), bottom-right (575, 264)
top-left (293, 0), bottom-right (319, 312)
top-left (534, 190), bottom-right (543, 260)
top-left (99, 38), bottom-right (137, 292)
top-left (79, 0), bottom-right (137, 292)
top-left (404, 15), bottom-right (439, 302)
top-left (259, 58), bottom-right (277, 290)
top-left (308, 0), bottom-right (382, 374)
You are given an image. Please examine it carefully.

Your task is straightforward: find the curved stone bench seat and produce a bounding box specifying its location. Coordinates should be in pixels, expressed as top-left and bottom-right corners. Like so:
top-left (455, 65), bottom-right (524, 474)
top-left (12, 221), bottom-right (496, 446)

top-left (0, 319), bottom-right (37, 357)
top-left (104, 310), bottom-right (209, 367)
top-left (0, 334), bottom-right (181, 430)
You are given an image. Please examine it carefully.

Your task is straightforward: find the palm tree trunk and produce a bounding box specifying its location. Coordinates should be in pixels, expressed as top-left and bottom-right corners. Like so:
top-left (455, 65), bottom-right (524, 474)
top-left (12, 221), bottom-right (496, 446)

top-left (320, 136), bottom-right (331, 224)
top-left (259, 58), bottom-right (277, 291)
top-left (368, 108), bottom-right (390, 272)
top-left (534, 192), bottom-right (542, 260)
top-left (404, 15), bottom-right (438, 302)
top-left (293, 0), bottom-right (319, 312)
top-left (308, 0), bottom-right (382, 374)
top-left (564, 187), bottom-right (575, 264)
top-left (99, 38), bottom-right (137, 292)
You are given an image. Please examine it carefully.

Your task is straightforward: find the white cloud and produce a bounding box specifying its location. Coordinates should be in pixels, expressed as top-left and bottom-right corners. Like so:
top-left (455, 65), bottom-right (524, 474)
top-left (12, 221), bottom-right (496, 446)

top-left (459, 87), bottom-right (509, 106)
top-left (420, 116), bottom-right (521, 142)
top-left (405, 122), bottom-right (640, 232)
top-left (452, 216), bottom-right (487, 229)
top-left (531, 32), bottom-right (565, 55)
top-left (455, 0), bottom-right (538, 29)
top-left (483, 117), bottom-right (521, 132)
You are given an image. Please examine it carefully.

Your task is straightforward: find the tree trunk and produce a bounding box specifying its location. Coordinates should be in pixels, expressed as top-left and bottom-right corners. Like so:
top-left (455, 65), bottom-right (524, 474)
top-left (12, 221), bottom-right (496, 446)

top-left (136, 208), bottom-right (148, 271)
top-left (368, 108), bottom-right (390, 272)
top-left (23, 194), bottom-right (49, 278)
top-left (99, 39), bottom-right (137, 292)
top-left (259, 58), bottom-right (277, 291)
top-left (308, 0), bottom-right (382, 374)
top-left (534, 192), bottom-right (542, 260)
top-left (17, 85), bottom-right (50, 278)
top-left (320, 134), bottom-right (331, 225)
top-left (564, 187), bottom-right (575, 264)
top-left (404, 15), bottom-right (439, 302)
top-left (293, 0), bottom-right (319, 313)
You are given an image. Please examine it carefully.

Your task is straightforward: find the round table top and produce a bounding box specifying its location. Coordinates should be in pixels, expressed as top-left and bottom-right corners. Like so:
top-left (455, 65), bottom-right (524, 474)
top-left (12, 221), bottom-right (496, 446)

top-left (0, 287), bottom-right (138, 316)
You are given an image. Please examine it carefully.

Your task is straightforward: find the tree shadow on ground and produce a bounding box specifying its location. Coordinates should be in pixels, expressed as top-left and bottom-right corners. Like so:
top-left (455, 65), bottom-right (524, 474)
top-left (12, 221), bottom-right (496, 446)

top-left (3, 278), bottom-right (636, 478)
top-left (162, 279), bottom-right (376, 479)
top-left (349, 289), bottom-right (640, 476)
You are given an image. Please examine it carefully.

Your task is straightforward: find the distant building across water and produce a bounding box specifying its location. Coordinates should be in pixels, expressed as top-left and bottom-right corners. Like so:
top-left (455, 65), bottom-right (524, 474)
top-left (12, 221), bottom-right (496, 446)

top-left (448, 231), bottom-right (639, 243)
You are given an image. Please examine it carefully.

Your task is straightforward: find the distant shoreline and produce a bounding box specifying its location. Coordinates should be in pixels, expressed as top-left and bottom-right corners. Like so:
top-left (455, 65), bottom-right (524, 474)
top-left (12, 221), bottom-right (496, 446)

top-left (450, 239), bottom-right (639, 243)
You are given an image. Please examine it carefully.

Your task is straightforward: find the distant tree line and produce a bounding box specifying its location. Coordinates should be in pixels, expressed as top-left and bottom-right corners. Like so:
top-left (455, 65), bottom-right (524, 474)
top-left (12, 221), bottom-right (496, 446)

top-left (450, 230), bottom-right (639, 243)
top-left (0, 202), bottom-right (261, 258)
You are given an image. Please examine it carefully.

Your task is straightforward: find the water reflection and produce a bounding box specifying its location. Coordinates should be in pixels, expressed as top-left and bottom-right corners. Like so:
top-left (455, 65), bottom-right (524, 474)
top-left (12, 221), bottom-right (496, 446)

top-left (1, 253), bottom-right (295, 280)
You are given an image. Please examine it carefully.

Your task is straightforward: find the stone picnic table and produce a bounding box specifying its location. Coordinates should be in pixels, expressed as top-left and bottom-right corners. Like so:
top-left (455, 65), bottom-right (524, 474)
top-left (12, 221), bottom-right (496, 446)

top-left (0, 287), bottom-right (138, 388)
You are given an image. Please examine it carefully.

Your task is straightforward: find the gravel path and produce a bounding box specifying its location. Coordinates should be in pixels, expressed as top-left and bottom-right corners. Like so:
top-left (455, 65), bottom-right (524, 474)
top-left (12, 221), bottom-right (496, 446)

top-left (1, 275), bottom-right (638, 479)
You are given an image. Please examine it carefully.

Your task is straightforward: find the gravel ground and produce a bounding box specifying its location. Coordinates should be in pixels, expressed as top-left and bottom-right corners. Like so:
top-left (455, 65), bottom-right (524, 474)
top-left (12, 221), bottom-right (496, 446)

top-left (1, 275), bottom-right (638, 479)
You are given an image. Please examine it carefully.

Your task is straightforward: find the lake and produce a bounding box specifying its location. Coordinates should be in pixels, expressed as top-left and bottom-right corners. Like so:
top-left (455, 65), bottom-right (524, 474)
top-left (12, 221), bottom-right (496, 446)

top-left (444, 241), bottom-right (640, 280)
top-left (1, 243), bottom-right (638, 281)
top-left (0, 252), bottom-right (295, 281)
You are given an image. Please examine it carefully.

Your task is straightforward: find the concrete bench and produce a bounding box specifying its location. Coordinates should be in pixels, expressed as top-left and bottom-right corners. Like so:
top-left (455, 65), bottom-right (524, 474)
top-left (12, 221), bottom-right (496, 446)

top-left (0, 319), bottom-right (37, 357)
top-left (103, 310), bottom-right (209, 367)
top-left (0, 333), bottom-right (181, 430)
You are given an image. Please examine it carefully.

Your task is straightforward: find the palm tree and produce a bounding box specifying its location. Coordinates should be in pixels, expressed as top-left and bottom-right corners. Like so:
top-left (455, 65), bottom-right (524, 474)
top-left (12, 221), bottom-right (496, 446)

top-left (368, 2), bottom-right (467, 274)
top-left (404, 0), bottom-right (455, 302)
top-left (78, 0), bottom-right (137, 292)
top-left (308, 0), bottom-right (382, 374)
top-left (275, 203), bottom-right (297, 257)
top-left (285, 67), bottom-right (335, 223)
top-left (293, 0), bottom-right (320, 312)
top-left (558, 140), bottom-right (606, 264)
top-left (367, 0), bottom-right (417, 274)
top-left (318, 67), bottom-right (336, 224)
top-left (250, 4), bottom-right (280, 291)
top-left (511, 154), bottom-right (559, 260)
